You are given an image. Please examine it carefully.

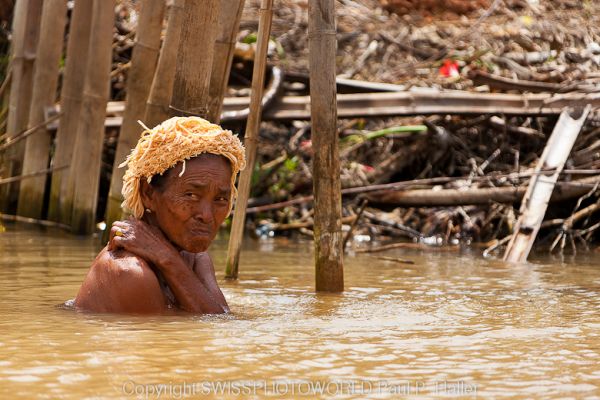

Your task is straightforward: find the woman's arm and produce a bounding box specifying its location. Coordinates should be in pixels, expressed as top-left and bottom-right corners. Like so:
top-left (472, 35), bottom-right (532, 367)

top-left (110, 220), bottom-right (226, 314)
top-left (193, 252), bottom-right (229, 312)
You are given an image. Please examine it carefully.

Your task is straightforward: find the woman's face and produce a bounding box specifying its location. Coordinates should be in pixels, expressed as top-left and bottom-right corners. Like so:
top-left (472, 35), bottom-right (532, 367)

top-left (143, 154), bottom-right (233, 253)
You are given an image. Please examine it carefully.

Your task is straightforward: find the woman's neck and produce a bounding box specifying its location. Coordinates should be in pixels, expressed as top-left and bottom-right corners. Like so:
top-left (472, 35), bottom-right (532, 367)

top-left (141, 213), bottom-right (184, 253)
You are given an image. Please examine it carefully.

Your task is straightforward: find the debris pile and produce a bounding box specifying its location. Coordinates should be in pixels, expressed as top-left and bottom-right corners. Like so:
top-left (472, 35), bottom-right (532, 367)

top-left (236, 0), bottom-right (600, 254)
top-left (24, 0), bottom-right (600, 254)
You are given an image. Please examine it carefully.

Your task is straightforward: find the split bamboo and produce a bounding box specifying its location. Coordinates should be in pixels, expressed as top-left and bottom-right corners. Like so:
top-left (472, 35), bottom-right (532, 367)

top-left (47, 0), bottom-right (94, 222)
top-left (0, 0), bottom-right (43, 213)
top-left (143, 0), bottom-right (184, 128)
top-left (308, 0), bottom-right (344, 292)
top-left (225, 0), bottom-right (274, 279)
top-left (503, 106), bottom-right (591, 263)
top-left (104, 0), bottom-right (165, 236)
top-left (207, 0), bottom-right (246, 122)
top-left (17, 0), bottom-right (68, 219)
top-left (68, 0), bottom-right (116, 233)
top-left (169, 0), bottom-right (220, 118)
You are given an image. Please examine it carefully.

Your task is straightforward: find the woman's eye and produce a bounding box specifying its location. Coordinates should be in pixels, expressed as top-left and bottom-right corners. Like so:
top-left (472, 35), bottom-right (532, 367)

top-left (185, 193), bottom-right (197, 199)
top-left (215, 196), bottom-right (228, 202)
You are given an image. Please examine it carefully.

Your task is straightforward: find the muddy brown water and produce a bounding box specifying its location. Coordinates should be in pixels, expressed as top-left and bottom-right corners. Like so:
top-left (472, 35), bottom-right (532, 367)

top-left (0, 223), bottom-right (599, 399)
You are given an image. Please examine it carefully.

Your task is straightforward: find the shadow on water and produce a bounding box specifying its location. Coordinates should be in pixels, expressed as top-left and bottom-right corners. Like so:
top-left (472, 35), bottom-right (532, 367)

top-left (0, 222), bottom-right (599, 398)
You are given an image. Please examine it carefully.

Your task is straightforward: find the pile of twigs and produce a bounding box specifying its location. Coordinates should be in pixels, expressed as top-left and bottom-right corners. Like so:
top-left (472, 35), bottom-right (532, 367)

top-left (242, 0), bottom-right (600, 90)
top-left (245, 112), bottom-right (600, 253)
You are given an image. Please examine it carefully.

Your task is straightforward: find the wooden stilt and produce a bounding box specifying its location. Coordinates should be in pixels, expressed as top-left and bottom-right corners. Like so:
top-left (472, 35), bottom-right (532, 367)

top-left (207, 0), bottom-right (246, 123)
top-left (503, 106), bottom-right (591, 263)
top-left (47, 0), bottom-right (94, 222)
top-left (0, 0), bottom-right (43, 213)
top-left (103, 0), bottom-right (165, 236)
top-left (68, 0), bottom-right (116, 234)
top-left (17, 0), bottom-right (68, 219)
top-left (225, 0), bottom-right (274, 279)
top-left (143, 0), bottom-right (185, 128)
top-left (308, 0), bottom-right (344, 291)
top-left (169, 0), bottom-right (220, 118)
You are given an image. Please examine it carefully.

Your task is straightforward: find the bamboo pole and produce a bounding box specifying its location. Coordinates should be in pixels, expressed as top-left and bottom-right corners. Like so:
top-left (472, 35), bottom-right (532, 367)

top-left (169, 0), bottom-right (220, 118)
top-left (0, 0), bottom-right (43, 213)
top-left (17, 0), bottom-right (68, 219)
top-left (503, 106), bottom-right (591, 263)
top-left (104, 0), bottom-right (165, 236)
top-left (0, 165), bottom-right (67, 186)
top-left (47, 0), bottom-right (94, 222)
top-left (68, 0), bottom-right (116, 233)
top-left (143, 0), bottom-right (184, 128)
top-left (308, 0), bottom-right (343, 292)
top-left (207, 0), bottom-right (246, 122)
top-left (225, 0), bottom-right (274, 279)
top-left (0, 114), bottom-right (61, 152)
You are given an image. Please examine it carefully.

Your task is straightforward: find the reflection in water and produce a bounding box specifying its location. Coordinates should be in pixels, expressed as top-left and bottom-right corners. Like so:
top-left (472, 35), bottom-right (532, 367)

top-left (0, 224), bottom-right (599, 399)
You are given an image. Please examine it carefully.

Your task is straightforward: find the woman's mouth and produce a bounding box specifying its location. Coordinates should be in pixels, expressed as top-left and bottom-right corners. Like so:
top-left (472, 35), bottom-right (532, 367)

top-left (190, 227), bottom-right (211, 236)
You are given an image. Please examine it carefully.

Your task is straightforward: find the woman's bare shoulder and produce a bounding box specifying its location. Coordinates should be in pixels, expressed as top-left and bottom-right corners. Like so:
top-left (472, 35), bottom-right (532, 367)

top-left (74, 246), bottom-right (166, 313)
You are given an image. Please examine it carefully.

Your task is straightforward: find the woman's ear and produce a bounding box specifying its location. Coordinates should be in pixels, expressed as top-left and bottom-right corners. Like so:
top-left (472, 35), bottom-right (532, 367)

top-left (139, 177), bottom-right (156, 212)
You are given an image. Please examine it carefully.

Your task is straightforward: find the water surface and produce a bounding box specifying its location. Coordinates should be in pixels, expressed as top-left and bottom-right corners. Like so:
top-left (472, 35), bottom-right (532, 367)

top-left (1, 224), bottom-right (599, 399)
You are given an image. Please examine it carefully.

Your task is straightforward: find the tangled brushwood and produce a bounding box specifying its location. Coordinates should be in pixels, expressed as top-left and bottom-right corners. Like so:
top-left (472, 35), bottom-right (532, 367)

top-left (98, 0), bottom-right (600, 254)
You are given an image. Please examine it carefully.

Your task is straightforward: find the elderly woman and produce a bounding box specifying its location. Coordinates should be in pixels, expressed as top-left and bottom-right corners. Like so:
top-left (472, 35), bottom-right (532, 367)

top-left (74, 117), bottom-right (245, 314)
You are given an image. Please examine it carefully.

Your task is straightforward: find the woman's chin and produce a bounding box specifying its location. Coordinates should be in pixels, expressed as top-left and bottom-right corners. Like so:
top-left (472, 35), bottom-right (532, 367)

top-left (181, 238), bottom-right (210, 254)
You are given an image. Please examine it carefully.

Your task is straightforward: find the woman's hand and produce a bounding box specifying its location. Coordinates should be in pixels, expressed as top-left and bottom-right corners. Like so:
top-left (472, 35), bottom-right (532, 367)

top-left (108, 219), bottom-right (179, 267)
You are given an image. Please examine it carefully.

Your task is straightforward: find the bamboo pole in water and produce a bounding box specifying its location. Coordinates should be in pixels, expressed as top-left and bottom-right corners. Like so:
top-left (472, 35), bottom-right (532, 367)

top-left (503, 106), bottom-right (591, 263)
top-left (68, 0), bottom-right (116, 233)
top-left (17, 0), bottom-right (68, 219)
top-left (308, 0), bottom-right (344, 291)
top-left (104, 0), bottom-right (166, 235)
top-left (143, 0), bottom-right (184, 128)
top-left (169, 0), bottom-right (220, 118)
top-left (207, 0), bottom-right (246, 123)
top-left (47, 0), bottom-right (94, 222)
top-left (225, 0), bottom-right (274, 279)
top-left (0, 0), bottom-right (43, 213)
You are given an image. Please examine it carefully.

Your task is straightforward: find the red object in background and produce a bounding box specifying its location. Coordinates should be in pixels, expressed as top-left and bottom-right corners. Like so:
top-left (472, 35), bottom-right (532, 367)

top-left (439, 60), bottom-right (460, 78)
top-left (362, 164), bottom-right (375, 173)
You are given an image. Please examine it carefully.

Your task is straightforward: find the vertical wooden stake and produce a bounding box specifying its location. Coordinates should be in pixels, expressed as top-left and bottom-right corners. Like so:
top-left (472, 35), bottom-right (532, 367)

top-left (143, 0), bottom-right (185, 128)
top-left (207, 0), bottom-right (246, 123)
top-left (169, 0), bottom-right (220, 118)
top-left (104, 0), bottom-right (165, 236)
top-left (225, 0), bottom-right (274, 279)
top-left (47, 0), bottom-right (94, 222)
top-left (17, 0), bottom-right (68, 219)
top-left (308, 0), bottom-right (343, 291)
top-left (0, 0), bottom-right (43, 213)
top-left (503, 106), bottom-right (591, 263)
top-left (68, 0), bottom-right (116, 233)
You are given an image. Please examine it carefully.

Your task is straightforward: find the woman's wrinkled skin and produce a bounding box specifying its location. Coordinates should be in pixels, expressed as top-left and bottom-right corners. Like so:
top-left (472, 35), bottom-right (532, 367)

top-left (74, 154), bottom-right (233, 314)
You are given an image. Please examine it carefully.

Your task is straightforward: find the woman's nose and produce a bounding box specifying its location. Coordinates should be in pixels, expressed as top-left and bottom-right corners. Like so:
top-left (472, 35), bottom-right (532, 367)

top-left (193, 199), bottom-right (214, 224)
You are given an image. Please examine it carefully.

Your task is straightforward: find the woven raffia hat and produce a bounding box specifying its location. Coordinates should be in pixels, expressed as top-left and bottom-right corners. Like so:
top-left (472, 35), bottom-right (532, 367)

top-left (120, 116), bottom-right (246, 219)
